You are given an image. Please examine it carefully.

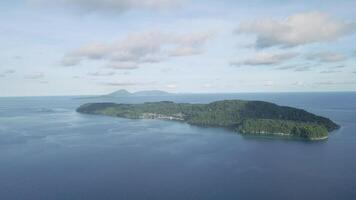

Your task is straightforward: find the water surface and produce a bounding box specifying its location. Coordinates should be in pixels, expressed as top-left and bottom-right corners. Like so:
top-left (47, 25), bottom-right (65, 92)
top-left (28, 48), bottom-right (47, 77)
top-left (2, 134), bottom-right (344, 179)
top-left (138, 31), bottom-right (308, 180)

top-left (0, 92), bottom-right (355, 200)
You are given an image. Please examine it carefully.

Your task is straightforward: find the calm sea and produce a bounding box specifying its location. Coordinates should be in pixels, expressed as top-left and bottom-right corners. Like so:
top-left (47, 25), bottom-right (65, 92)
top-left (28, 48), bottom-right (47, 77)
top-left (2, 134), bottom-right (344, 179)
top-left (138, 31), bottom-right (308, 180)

top-left (0, 92), bottom-right (355, 200)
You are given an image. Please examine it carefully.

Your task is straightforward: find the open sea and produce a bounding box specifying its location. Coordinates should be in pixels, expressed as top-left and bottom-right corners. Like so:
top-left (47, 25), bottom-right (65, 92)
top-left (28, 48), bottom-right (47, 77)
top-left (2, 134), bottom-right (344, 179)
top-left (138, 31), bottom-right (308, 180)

top-left (0, 92), bottom-right (355, 200)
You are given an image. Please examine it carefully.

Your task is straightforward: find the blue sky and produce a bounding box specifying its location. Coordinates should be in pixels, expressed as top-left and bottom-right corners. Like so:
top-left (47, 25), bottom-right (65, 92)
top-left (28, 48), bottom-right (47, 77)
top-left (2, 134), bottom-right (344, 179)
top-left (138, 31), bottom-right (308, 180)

top-left (1, 0), bottom-right (356, 96)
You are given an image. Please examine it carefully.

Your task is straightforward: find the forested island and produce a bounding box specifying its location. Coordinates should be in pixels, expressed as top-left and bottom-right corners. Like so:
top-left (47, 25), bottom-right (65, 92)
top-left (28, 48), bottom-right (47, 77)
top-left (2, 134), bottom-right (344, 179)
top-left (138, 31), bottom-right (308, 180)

top-left (77, 100), bottom-right (339, 140)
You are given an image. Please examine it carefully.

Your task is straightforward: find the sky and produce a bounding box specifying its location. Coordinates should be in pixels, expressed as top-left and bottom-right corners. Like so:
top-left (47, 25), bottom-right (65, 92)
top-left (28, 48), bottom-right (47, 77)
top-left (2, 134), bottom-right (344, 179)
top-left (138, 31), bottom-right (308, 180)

top-left (1, 0), bottom-right (356, 96)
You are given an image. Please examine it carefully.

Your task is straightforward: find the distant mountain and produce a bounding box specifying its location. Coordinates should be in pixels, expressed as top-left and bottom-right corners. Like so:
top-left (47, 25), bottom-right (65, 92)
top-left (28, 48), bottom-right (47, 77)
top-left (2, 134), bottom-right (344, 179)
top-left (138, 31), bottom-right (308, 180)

top-left (106, 89), bottom-right (131, 97)
top-left (104, 89), bottom-right (172, 97)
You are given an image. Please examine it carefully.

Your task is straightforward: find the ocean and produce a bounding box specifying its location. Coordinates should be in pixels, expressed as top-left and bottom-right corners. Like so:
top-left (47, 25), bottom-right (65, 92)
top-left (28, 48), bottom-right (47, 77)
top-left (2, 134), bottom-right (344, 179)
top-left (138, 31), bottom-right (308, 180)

top-left (0, 92), bottom-right (355, 200)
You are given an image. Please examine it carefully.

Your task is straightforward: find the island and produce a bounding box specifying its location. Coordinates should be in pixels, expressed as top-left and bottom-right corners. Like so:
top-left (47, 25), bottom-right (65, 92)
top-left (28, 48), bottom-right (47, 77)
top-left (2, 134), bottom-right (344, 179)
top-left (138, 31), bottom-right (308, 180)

top-left (76, 100), bottom-right (339, 140)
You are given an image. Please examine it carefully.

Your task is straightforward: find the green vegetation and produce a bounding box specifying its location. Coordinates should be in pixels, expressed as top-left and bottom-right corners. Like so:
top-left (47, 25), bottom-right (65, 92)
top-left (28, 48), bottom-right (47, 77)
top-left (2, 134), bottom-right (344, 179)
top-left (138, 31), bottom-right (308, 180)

top-left (77, 100), bottom-right (339, 140)
top-left (238, 119), bottom-right (329, 140)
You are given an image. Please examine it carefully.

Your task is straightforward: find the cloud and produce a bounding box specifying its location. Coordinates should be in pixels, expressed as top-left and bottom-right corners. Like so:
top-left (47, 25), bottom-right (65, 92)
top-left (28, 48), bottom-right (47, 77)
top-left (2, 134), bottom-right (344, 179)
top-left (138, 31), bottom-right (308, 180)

top-left (3, 69), bottom-right (15, 74)
top-left (169, 46), bottom-right (203, 57)
top-left (0, 69), bottom-right (16, 77)
top-left (104, 82), bottom-right (138, 86)
top-left (202, 83), bottom-right (213, 88)
top-left (332, 65), bottom-right (345, 69)
top-left (237, 11), bottom-right (356, 48)
top-left (28, 0), bottom-right (185, 14)
top-left (292, 81), bottom-right (306, 86)
top-left (103, 81), bottom-right (156, 86)
top-left (234, 52), bottom-right (298, 66)
top-left (294, 66), bottom-right (313, 72)
top-left (88, 71), bottom-right (116, 76)
top-left (25, 73), bottom-right (45, 79)
top-left (71, 43), bottom-right (108, 60)
top-left (61, 56), bottom-right (82, 66)
top-left (306, 52), bottom-right (347, 62)
top-left (165, 84), bottom-right (177, 89)
top-left (275, 63), bottom-right (319, 72)
top-left (315, 81), bottom-right (356, 85)
top-left (62, 30), bottom-right (214, 69)
top-left (264, 80), bottom-right (274, 86)
top-left (320, 70), bottom-right (341, 74)
top-left (275, 65), bottom-right (297, 70)
top-left (107, 62), bottom-right (139, 70)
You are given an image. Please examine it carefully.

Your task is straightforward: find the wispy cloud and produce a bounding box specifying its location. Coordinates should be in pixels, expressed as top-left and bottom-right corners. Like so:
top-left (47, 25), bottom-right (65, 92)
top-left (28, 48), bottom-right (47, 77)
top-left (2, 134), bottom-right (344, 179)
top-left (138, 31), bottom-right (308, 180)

top-left (275, 65), bottom-right (298, 70)
top-left (237, 11), bottom-right (356, 48)
top-left (232, 52), bottom-right (298, 66)
top-left (0, 69), bottom-right (16, 77)
top-left (306, 52), bottom-right (347, 63)
top-left (25, 73), bottom-right (45, 79)
top-left (104, 82), bottom-right (138, 86)
top-left (332, 65), bottom-right (345, 69)
top-left (107, 62), bottom-right (139, 70)
top-left (28, 0), bottom-right (186, 14)
top-left (62, 30), bottom-right (214, 69)
top-left (315, 81), bottom-right (356, 85)
top-left (3, 69), bottom-right (15, 74)
top-left (294, 66), bottom-right (313, 72)
top-left (165, 84), bottom-right (177, 89)
top-left (103, 81), bottom-right (156, 86)
top-left (264, 80), bottom-right (274, 86)
top-left (276, 63), bottom-right (321, 72)
top-left (61, 57), bottom-right (82, 67)
top-left (320, 70), bottom-right (341, 74)
top-left (88, 71), bottom-right (116, 77)
top-left (292, 81), bottom-right (306, 86)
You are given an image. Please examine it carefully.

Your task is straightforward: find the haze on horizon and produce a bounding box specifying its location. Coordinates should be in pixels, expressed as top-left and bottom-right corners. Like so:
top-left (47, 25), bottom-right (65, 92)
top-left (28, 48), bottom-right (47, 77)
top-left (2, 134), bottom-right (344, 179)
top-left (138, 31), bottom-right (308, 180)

top-left (1, 0), bottom-right (356, 96)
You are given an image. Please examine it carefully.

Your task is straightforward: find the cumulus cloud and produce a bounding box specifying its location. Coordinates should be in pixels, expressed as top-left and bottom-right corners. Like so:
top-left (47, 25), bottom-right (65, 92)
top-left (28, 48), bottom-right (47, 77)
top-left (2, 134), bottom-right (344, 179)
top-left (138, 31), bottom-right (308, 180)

top-left (306, 52), bottom-right (347, 62)
top-left (237, 11), bottom-right (356, 48)
top-left (233, 52), bottom-right (298, 66)
top-left (28, 0), bottom-right (185, 14)
top-left (62, 30), bottom-right (214, 69)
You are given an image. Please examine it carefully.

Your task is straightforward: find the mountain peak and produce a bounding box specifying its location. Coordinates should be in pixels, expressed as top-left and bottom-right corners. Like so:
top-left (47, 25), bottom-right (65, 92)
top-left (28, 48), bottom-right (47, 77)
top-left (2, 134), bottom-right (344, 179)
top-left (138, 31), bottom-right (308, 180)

top-left (107, 89), bottom-right (131, 97)
top-left (105, 89), bottom-right (172, 97)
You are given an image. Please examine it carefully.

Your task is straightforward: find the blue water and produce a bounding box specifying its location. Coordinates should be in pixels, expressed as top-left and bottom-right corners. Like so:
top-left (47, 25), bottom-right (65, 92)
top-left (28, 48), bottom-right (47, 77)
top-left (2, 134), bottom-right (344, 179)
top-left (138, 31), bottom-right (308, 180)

top-left (0, 93), bottom-right (355, 200)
